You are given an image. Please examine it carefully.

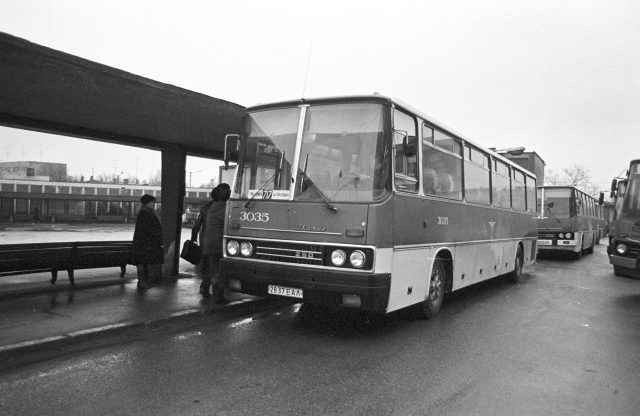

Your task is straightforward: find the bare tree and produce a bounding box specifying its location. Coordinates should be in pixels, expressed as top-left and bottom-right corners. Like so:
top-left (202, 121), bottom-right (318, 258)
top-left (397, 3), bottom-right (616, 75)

top-left (545, 164), bottom-right (600, 197)
top-left (562, 164), bottom-right (592, 188)
top-left (147, 169), bottom-right (162, 186)
top-left (36, 163), bottom-right (67, 181)
top-left (96, 173), bottom-right (113, 182)
top-left (544, 169), bottom-right (562, 185)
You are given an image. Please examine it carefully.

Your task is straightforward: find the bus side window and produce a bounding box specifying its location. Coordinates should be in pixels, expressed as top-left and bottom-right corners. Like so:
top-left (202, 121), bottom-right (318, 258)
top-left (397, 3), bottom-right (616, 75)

top-left (423, 128), bottom-right (463, 200)
top-left (393, 109), bottom-right (419, 193)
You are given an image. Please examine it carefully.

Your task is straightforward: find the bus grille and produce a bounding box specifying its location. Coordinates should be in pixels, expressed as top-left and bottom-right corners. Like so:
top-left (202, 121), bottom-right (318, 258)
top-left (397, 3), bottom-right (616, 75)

top-left (256, 241), bottom-right (324, 265)
top-left (538, 233), bottom-right (556, 238)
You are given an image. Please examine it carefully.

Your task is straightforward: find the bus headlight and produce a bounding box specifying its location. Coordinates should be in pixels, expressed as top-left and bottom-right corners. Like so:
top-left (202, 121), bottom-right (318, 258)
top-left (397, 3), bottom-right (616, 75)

top-left (227, 240), bottom-right (239, 256)
top-left (240, 241), bottom-right (253, 257)
top-left (558, 233), bottom-right (564, 239)
top-left (616, 244), bottom-right (628, 255)
top-left (331, 249), bottom-right (346, 267)
top-left (565, 232), bottom-right (572, 239)
top-left (349, 250), bottom-right (366, 268)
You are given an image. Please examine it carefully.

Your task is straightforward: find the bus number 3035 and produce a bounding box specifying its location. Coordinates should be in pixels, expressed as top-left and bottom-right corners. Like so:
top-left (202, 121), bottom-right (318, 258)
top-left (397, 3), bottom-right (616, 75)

top-left (239, 212), bottom-right (270, 222)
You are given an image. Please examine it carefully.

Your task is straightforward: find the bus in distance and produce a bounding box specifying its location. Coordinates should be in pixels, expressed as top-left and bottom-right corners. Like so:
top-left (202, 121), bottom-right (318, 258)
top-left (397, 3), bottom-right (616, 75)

top-left (220, 95), bottom-right (538, 318)
top-left (537, 186), bottom-right (600, 259)
top-left (607, 159), bottom-right (640, 278)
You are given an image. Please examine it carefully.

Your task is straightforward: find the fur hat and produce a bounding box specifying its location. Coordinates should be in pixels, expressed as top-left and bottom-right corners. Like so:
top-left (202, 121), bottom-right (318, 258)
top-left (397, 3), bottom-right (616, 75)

top-left (140, 194), bottom-right (156, 205)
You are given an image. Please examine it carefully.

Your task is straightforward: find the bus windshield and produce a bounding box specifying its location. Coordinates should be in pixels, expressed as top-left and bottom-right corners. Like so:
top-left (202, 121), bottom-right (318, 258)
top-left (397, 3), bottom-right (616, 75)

top-left (541, 188), bottom-right (572, 219)
top-left (620, 173), bottom-right (640, 219)
top-left (235, 103), bottom-right (390, 203)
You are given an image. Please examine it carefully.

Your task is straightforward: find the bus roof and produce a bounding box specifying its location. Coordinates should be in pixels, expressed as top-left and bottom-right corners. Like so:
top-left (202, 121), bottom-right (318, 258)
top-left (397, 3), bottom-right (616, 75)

top-left (244, 94), bottom-right (537, 180)
top-left (538, 185), bottom-right (600, 198)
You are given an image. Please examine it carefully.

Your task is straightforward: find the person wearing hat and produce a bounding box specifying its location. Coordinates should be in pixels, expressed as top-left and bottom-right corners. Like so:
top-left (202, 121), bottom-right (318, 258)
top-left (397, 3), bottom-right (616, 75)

top-left (194, 183), bottom-right (231, 298)
top-left (131, 193), bottom-right (164, 289)
top-left (191, 183), bottom-right (227, 297)
top-left (202, 185), bottom-right (231, 303)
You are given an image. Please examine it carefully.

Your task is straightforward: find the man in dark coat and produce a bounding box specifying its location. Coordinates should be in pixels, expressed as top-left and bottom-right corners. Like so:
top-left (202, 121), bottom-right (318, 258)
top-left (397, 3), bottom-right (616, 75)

top-left (192, 183), bottom-right (230, 297)
top-left (201, 187), bottom-right (231, 302)
top-left (132, 194), bottom-right (164, 289)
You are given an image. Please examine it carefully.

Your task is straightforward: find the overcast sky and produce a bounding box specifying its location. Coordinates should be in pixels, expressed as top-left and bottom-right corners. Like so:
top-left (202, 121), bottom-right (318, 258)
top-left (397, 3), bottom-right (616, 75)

top-left (1, 0), bottom-right (638, 190)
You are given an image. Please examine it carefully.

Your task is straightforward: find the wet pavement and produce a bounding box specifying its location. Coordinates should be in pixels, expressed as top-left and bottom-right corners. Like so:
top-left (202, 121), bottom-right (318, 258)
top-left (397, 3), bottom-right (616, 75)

top-left (0, 222), bottom-right (267, 361)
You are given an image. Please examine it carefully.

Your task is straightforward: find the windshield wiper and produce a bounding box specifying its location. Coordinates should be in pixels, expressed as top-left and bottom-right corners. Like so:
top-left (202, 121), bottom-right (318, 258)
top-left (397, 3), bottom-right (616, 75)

top-left (300, 154), bottom-right (337, 213)
top-left (332, 169), bottom-right (365, 197)
top-left (244, 152), bottom-right (284, 209)
top-left (244, 172), bottom-right (277, 208)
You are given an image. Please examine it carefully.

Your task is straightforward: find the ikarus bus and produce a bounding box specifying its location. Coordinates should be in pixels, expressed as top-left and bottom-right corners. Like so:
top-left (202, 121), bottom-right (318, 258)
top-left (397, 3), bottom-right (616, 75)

top-left (607, 159), bottom-right (640, 278)
top-left (537, 186), bottom-right (601, 260)
top-left (220, 95), bottom-right (538, 318)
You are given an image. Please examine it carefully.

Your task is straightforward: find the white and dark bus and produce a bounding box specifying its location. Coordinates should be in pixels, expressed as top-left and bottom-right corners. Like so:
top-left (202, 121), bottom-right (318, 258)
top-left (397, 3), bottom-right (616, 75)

top-left (537, 186), bottom-right (602, 260)
top-left (220, 95), bottom-right (538, 317)
top-left (607, 159), bottom-right (640, 278)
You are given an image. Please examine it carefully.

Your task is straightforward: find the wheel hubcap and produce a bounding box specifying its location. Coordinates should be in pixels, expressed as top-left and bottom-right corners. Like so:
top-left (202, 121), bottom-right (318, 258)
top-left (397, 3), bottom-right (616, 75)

top-left (429, 269), bottom-right (442, 305)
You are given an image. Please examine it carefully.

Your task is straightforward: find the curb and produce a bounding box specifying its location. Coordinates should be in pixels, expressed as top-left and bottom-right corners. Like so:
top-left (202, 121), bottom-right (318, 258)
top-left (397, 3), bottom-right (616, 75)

top-left (0, 276), bottom-right (137, 300)
top-left (0, 296), bottom-right (287, 365)
top-left (0, 272), bottom-right (197, 300)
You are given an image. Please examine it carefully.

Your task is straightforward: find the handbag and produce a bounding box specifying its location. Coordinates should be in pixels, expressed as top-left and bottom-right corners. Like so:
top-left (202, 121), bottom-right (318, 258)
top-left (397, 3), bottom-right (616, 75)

top-left (180, 239), bottom-right (202, 265)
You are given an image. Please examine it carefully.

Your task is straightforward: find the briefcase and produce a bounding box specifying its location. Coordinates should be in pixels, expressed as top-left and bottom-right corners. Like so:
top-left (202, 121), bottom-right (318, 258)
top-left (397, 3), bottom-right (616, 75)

top-left (180, 240), bottom-right (202, 265)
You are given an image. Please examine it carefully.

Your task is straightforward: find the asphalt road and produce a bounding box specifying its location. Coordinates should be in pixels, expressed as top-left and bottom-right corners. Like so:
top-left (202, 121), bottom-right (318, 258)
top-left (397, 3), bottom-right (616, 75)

top-left (0, 241), bottom-right (639, 416)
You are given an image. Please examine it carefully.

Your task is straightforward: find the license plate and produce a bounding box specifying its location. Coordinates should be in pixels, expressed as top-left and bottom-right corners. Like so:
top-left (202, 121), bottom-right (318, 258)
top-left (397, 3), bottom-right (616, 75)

top-left (268, 284), bottom-right (303, 299)
top-left (538, 240), bottom-right (552, 246)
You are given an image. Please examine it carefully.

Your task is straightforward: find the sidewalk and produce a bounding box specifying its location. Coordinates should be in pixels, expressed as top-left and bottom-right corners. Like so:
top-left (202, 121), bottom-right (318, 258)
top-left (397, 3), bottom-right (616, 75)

top-left (0, 261), bottom-right (270, 363)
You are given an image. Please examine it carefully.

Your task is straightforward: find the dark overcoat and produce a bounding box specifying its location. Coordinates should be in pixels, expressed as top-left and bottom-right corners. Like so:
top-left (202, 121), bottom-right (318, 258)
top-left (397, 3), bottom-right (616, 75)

top-left (202, 201), bottom-right (226, 255)
top-left (131, 206), bottom-right (164, 265)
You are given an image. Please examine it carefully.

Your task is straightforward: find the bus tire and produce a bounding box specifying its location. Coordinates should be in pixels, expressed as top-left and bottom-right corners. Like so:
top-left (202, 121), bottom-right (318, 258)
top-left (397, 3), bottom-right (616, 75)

top-left (573, 238), bottom-right (583, 260)
top-left (417, 258), bottom-right (446, 319)
top-left (586, 236), bottom-right (595, 254)
top-left (613, 266), bottom-right (623, 277)
top-left (508, 245), bottom-right (524, 284)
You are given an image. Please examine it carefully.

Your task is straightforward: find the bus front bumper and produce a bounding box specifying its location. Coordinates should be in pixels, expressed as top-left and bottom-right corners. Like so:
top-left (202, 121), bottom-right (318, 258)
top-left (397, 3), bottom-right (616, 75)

top-left (221, 258), bottom-right (391, 313)
top-left (537, 239), bottom-right (578, 251)
top-left (608, 254), bottom-right (639, 270)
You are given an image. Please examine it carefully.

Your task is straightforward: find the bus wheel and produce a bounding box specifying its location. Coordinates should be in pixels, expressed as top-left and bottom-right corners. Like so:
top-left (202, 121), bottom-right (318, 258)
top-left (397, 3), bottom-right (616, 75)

top-left (586, 236), bottom-right (595, 254)
top-left (508, 246), bottom-right (524, 284)
top-left (417, 259), bottom-right (446, 319)
top-left (613, 266), bottom-right (623, 277)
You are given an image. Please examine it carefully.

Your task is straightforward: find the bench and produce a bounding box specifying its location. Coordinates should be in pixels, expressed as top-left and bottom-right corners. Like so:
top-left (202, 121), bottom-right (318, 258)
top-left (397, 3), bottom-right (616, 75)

top-left (50, 214), bottom-right (88, 222)
top-left (9, 214), bottom-right (38, 222)
top-left (96, 215), bottom-right (127, 223)
top-left (0, 241), bottom-right (133, 285)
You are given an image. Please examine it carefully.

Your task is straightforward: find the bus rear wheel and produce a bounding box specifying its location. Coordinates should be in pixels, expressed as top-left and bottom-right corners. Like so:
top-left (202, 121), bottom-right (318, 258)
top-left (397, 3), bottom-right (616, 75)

top-left (417, 258), bottom-right (446, 319)
top-left (508, 246), bottom-right (524, 284)
top-left (586, 236), bottom-right (595, 254)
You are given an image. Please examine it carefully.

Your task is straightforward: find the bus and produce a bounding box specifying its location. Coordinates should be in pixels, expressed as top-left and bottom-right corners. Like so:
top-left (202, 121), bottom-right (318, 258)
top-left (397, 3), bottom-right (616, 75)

top-left (601, 200), bottom-right (615, 237)
top-left (537, 186), bottom-right (601, 259)
top-left (220, 95), bottom-right (538, 318)
top-left (607, 159), bottom-right (640, 278)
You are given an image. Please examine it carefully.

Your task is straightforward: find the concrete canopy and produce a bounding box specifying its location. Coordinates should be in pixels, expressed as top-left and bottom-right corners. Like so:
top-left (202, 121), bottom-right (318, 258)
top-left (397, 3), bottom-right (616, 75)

top-left (0, 31), bottom-right (244, 157)
top-left (0, 31), bottom-right (245, 277)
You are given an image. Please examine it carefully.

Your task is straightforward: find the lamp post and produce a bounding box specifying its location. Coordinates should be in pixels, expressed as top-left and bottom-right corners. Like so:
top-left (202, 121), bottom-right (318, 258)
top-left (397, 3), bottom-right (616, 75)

top-left (188, 171), bottom-right (201, 187)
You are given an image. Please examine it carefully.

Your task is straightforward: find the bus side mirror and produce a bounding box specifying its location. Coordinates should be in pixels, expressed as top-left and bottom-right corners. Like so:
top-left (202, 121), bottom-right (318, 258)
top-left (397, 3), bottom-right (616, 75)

top-left (610, 178), bottom-right (617, 198)
top-left (404, 135), bottom-right (417, 157)
top-left (598, 192), bottom-right (604, 205)
top-left (224, 134), bottom-right (240, 170)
